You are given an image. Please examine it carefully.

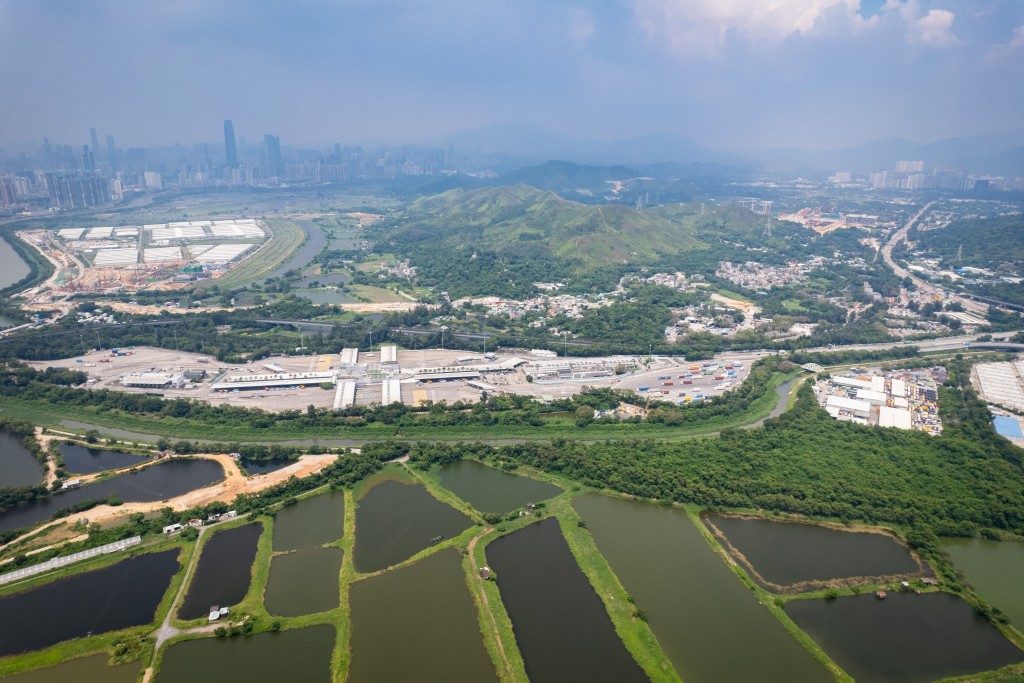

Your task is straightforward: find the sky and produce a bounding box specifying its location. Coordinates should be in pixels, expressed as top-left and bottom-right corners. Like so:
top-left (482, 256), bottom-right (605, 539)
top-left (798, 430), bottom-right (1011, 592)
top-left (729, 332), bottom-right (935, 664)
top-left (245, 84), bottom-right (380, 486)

top-left (1, 0), bottom-right (1022, 152)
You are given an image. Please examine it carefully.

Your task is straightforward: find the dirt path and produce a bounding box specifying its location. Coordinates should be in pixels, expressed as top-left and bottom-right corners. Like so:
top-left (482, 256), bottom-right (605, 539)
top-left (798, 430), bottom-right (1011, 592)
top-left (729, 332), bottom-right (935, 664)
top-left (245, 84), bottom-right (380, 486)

top-left (710, 292), bottom-right (761, 316)
top-left (0, 454), bottom-right (339, 552)
top-left (467, 527), bottom-right (513, 679)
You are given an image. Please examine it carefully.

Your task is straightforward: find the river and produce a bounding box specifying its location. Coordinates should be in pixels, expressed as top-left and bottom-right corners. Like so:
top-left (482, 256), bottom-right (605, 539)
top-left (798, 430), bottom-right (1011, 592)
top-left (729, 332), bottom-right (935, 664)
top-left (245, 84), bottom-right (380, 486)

top-left (0, 236), bottom-right (30, 290)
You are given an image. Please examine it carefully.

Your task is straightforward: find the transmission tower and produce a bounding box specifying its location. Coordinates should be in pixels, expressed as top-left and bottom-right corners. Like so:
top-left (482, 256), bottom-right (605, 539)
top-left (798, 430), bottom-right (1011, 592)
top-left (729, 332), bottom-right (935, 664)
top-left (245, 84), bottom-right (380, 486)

top-left (762, 215), bottom-right (773, 238)
top-left (956, 243), bottom-right (963, 262)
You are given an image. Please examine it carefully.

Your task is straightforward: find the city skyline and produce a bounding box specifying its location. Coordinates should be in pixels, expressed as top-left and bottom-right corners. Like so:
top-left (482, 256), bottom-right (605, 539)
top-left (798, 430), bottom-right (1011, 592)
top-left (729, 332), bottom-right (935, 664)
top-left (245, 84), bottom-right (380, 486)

top-left (1, 1), bottom-right (1023, 153)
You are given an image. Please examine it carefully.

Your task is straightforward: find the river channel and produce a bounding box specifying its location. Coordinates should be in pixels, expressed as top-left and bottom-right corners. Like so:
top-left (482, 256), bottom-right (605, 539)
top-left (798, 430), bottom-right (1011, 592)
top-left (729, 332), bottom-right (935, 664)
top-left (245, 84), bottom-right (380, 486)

top-left (353, 479), bottom-right (472, 573)
top-left (157, 624), bottom-right (335, 683)
top-left (178, 522), bottom-right (262, 620)
top-left (0, 549), bottom-right (179, 657)
top-left (575, 494), bottom-right (831, 682)
top-left (348, 548), bottom-right (497, 682)
top-left (787, 591), bottom-right (1024, 683)
top-left (0, 237), bottom-right (30, 290)
top-left (0, 429), bottom-right (44, 489)
top-left (438, 459), bottom-right (561, 513)
top-left (58, 443), bottom-right (150, 475)
top-left (705, 513), bottom-right (923, 589)
top-left (0, 459), bottom-right (225, 533)
top-left (486, 517), bottom-right (647, 683)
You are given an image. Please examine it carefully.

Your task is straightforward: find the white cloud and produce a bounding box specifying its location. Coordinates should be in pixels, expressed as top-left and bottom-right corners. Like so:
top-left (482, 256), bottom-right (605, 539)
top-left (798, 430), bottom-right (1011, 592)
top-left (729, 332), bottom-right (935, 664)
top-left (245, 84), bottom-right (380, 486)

top-left (566, 8), bottom-right (595, 46)
top-left (882, 0), bottom-right (959, 46)
top-left (631, 0), bottom-right (877, 58)
top-left (988, 24), bottom-right (1024, 61)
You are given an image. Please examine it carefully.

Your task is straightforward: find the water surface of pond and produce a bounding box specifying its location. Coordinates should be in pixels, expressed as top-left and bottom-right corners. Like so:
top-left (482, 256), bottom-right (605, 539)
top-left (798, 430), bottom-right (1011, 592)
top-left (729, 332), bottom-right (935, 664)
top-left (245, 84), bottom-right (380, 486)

top-left (58, 443), bottom-right (150, 475)
top-left (348, 548), bottom-right (497, 682)
top-left (0, 549), bottom-right (179, 657)
top-left (264, 547), bottom-right (342, 617)
top-left (787, 591), bottom-right (1024, 683)
top-left (0, 430), bottom-right (44, 489)
top-left (438, 459), bottom-right (561, 513)
top-left (157, 624), bottom-right (335, 683)
top-left (705, 513), bottom-right (922, 589)
top-left (0, 459), bottom-right (225, 532)
top-left (485, 517), bottom-right (647, 683)
top-left (271, 490), bottom-right (344, 552)
top-left (353, 480), bottom-right (472, 573)
top-left (240, 458), bottom-right (294, 475)
top-left (575, 494), bottom-right (831, 682)
top-left (3, 653), bottom-right (138, 683)
top-left (179, 523), bottom-right (262, 620)
top-left (943, 537), bottom-right (1024, 627)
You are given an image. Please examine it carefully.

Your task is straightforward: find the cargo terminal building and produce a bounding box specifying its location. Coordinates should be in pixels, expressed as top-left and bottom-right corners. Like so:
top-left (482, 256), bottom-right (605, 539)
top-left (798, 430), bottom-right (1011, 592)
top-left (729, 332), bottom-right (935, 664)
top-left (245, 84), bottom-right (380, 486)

top-left (211, 371), bottom-right (338, 392)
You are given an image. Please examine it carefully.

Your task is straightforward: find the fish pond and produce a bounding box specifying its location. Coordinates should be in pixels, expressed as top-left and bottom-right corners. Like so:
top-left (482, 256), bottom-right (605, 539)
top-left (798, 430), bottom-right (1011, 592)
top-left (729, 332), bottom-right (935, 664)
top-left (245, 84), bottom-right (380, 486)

top-left (2, 653), bottom-right (139, 683)
top-left (943, 537), bottom-right (1024, 627)
top-left (0, 237), bottom-right (30, 290)
top-left (58, 443), bottom-right (150, 475)
top-left (271, 490), bottom-right (344, 552)
top-left (296, 288), bottom-right (357, 305)
top-left (0, 549), bottom-right (179, 657)
top-left (0, 459), bottom-right (225, 533)
top-left (157, 624), bottom-right (335, 683)
top-left (240, 458), bottom-right (294, 475)
top-left (787, 591), bottom-right (1024, 683)
top-left (0, 429), bottom-right (43, 489)
top-left (264, 547), bottom-right (343, 617)
top-left (348, 548), bottom-right (497, 682)
top-left (575, 494), bottom-right (831, 683)
top-left (437, 459), bottom-right (561, 513)
top-left (178, 523), bottom-right (262, 620)
top-left (705, 513), bottom-right (924, 590)
top-left (486, 517), bottom-right (647, 683)
top-left (353, 479), bottom-right (472, 573)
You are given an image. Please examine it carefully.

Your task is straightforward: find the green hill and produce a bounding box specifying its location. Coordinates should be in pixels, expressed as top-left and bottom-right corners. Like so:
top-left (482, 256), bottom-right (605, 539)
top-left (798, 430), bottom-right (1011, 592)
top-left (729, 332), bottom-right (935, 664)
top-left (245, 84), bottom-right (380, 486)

top-left (913, 215), bottom-right (1024, 270)
top-left (373, 185), bottom-right (713, 297)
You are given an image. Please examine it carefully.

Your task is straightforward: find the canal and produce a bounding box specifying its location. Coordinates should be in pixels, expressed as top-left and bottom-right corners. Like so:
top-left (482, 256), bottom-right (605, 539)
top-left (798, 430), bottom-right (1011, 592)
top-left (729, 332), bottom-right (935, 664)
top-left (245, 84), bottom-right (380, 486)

top-left (705, 513), bottom-right (923, 590)
top-left (943, 537), bottom-right (1024, 627)
top-left (178, 523), bottom-right (262, 620)
top-left (348, 548), bottom-right (497, 682)
top-left (353, 480), bottom-right (472, 573)
top-left (0, 459), bottom-right (225, 533)
top-left (58, 443), bottom-right (150, 475)
top-left (0, 549), bottom-right (179, 657)
top-left (438, 459), bottom-right (561, 513)
top-left (575, 494), bottom-right (831, 683)
top-left (271, 490), bottom-right (344, 552)
top-left (0, 429), bottom-right (44, 489)
top-left (485, 517), bottom-right (647, 683)
top-left (157, 624), bottom-right (335, 683)
top-left (787, 591), bottom-right (1024, 683)
top-left (264, 547), bottom-right (343, 617)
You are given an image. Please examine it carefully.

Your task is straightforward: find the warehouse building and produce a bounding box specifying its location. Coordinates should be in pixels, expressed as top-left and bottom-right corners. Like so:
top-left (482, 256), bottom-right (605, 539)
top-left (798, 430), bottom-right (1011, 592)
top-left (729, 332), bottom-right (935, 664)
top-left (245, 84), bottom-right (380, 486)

top-left (121, 372), bottom-right (186, 389)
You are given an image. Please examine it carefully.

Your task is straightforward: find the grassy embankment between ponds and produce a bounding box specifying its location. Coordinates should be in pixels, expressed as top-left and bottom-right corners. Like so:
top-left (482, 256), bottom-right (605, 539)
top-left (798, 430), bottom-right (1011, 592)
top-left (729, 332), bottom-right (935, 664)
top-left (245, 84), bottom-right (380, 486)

top-left (0, 370), bottom-right (801, 445)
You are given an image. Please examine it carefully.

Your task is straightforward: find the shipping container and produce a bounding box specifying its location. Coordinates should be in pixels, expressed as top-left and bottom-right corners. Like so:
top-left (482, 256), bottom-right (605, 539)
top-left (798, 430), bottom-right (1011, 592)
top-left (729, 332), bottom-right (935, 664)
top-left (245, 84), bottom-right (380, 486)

top-left (662, 381), bottom-right (674, 386)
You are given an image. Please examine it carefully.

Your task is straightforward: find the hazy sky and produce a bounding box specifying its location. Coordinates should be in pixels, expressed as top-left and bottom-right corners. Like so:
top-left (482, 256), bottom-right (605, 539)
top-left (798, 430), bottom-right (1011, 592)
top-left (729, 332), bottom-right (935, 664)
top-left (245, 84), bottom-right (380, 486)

top-left (1, 0), bottom-right (1022, 151)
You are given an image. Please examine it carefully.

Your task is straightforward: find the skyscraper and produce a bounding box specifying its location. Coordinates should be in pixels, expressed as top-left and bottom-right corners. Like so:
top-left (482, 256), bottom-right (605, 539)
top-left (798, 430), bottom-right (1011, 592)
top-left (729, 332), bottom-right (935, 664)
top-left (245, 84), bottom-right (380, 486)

top-left (105, 135), bottom-right (119, 171)
top-left (90, 128), bottom-right (100, 159)
top-left (224, 119), bottom-right (238, 168)
top-left (263, 134), bottom-right (282, 177)
top-left (81, 145), bottom-right (95, 173)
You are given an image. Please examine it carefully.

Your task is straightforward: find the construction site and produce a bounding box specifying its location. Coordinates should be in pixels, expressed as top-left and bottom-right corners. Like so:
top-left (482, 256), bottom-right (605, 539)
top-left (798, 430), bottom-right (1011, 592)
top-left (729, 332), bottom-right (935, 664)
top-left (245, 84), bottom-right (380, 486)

top-left (14, 219), bottom-right (268, 305)
top-left (27, 345), bottom-right (761, 412)
top-left (815, 367), bottom-right (944, 434)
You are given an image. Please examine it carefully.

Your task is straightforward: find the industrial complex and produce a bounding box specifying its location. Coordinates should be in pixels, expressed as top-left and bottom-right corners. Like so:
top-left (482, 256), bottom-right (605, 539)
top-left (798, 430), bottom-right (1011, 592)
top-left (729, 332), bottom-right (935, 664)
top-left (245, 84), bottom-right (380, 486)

top-left (815, 368), bottom-right (944, 434)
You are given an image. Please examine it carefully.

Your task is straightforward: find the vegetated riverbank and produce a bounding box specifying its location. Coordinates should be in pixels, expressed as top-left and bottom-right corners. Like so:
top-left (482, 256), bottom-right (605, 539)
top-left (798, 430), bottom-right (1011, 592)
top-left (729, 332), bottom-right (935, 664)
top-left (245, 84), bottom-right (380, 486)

top-left (0, 229), bottom-right (52, 297)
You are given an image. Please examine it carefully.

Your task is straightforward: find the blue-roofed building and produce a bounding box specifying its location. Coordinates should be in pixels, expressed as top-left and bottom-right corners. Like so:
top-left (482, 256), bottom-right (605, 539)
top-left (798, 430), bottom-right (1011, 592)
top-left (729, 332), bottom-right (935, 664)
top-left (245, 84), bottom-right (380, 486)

top-left (993, 415), bottom-right (1024, 439)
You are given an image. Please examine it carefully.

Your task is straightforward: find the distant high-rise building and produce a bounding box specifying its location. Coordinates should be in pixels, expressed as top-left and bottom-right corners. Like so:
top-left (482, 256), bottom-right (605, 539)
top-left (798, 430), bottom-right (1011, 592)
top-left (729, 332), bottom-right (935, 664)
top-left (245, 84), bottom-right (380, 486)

top-left (81, 145), bottom-right (96, 173)
top-left (0, 178), bottom-right (17, 208)
top-left (143, 171), bottom-right (163, 190)
top-left (263, 134), bottom-right (282, 177)
top-left (105, 135), bottom-right (119, 171)
top-left (45, 172), bottom-right (108, 209)
top-left (90, 128), bottom-right (100, 158)
top-left (42, 137), bottom-right (52, 164)
top-left (224, 119), bottom-right (238, 168)
top-left (896, 160), bottom-right (924, 173)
